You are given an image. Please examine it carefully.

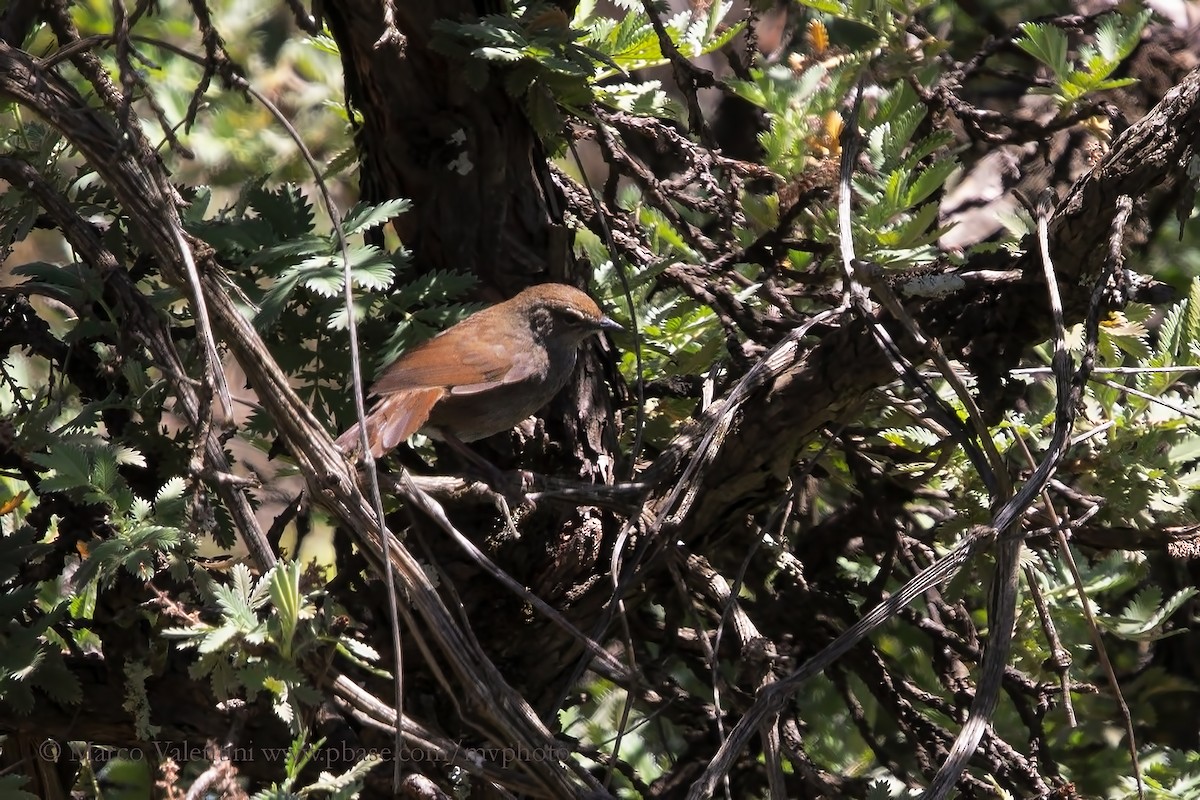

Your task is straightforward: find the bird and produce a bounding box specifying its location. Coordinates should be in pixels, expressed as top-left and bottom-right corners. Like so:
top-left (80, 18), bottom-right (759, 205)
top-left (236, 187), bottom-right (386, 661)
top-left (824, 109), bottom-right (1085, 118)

top-left (335, 283), bottom-right (621, 461)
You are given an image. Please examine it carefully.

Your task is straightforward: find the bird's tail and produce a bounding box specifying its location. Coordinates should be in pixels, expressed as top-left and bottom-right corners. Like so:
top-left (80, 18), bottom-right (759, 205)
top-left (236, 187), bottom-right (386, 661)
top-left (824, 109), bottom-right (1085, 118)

top-left (334, 388), bottom-right (444, 460)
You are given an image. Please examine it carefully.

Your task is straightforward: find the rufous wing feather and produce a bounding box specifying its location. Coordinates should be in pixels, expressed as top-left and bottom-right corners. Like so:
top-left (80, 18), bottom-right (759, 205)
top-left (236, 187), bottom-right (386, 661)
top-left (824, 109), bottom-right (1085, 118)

top-left (335, 387), bottom-right (444, 458)
top-left (369, 329), bottom-right (516, 396)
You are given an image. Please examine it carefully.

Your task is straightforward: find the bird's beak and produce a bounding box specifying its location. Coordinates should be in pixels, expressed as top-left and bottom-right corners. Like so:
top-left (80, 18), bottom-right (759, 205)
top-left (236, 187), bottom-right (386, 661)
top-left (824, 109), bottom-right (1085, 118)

top-left (599, 315), bottom-right (623, 332)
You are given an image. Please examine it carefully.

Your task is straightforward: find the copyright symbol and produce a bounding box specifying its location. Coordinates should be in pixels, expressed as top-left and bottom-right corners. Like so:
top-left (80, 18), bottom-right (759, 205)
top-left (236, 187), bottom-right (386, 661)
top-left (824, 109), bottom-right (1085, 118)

top-left (38, 739), bottom-right (61, 761)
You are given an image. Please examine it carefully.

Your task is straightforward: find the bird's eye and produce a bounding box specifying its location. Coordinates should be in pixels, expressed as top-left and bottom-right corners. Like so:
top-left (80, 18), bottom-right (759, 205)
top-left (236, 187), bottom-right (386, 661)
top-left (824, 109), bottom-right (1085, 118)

top-left (558, 308), bottom-right (591, 327)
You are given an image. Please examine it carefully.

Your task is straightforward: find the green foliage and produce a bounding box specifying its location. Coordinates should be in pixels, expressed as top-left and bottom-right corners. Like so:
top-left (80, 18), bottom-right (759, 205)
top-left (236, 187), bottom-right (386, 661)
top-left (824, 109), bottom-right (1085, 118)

top-left (577, 0), bottom-right (743, 79)
top-left (1122, 750), bottom-right (1200, 799)
top-left (164, 561), bottom-right (378, 730)
top-left (860, 271), bottom-right (1200, 790)
top-left (856, 85), bottom-right (959, 266)
top-left (795, 0), bottom-right (933, 40)
top-left (61, 0), bottom-right (350, 182)
top-left (26, 450), bottom-right (187, 588)
top-left (0, 526), bottom-right (77, 716)
top-left (434, 0), bottom-right (741, 142)
top-left (586, 233), bottom-right (731, 448)
top-left (1062, 282), bottom-right (1200, 529)
top-left (728, 62), bottom-right (841, 178)
top-left (250, 735), bottom-right (381, 799)
top-left (1103, 585), bottom-right (1198, 642)
top-left (1016, 11), bottom-right (1149, 112)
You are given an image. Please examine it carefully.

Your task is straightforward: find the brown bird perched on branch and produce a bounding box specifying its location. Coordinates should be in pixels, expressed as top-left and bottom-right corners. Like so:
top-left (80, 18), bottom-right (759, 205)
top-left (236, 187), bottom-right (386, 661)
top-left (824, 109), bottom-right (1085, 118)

top-left (335, 283), bottom-right (621, 460)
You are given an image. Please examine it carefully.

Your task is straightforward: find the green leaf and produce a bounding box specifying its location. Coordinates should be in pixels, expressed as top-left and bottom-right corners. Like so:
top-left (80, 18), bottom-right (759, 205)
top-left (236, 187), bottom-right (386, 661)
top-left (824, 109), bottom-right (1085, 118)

top-left (243, 235), bottom-right (326, 271)
top-left (1096, 10), bottom-right (1150, 64)
top-left (12, 261), bottom-right (100, 306)
top-left (572, 0), bottom-right (597, 27)
top-left (596, 80), bottom-right (672, 117)
top-left (129, 525), bottom-right (181, 550)
top-left (883, 169), bottom-right (905, 209)
top-left (339, 199), bottom-right (412, 236)
top-left (1182, 277), bottom-right (1200, 365)
top-left (212, 581), bottom-right (258, 631)
top-left (249, 184), bottom-right (315, 238)
top-left (905, 157), bottom-right (958, 207)
top-left (1107, 586), bottom-right (1199, 641)
top-left (255, 266), bottom-right (308, 329)
top-left (90, 448), bottom-right (118, 495)
top-left (269, 561), bottom-right (302, 658)
top-left (1016, 22), bottom-right (1069, 81)
top-left (526, 83), bottom-right (565, 141)
top-left (795, 0), bottom-right (847, 14)
top-left (890, 202), bottom-right (942, 249)
top-left (904, 130), bottom-right (957, 166)
top-left (198, 624), bottom-right (241, 654)
top-left (30, 448), bottom-right (92, 494)
top-left (299, 261), bottom-right (344, 298)
top-left (1088, 77), bottom-right (1138, 93)
top-left (474, 45), bottom-right (525, 62)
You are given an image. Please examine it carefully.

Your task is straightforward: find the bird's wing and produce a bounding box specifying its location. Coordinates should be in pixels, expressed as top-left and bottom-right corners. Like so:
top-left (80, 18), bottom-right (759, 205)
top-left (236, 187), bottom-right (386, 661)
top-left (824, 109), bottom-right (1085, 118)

top-left (371, 388), bottom-right (444, 455)
top-left (369, 330), bottom-right (539, 397)
top-left (334, 388), bottom-right (444, 458)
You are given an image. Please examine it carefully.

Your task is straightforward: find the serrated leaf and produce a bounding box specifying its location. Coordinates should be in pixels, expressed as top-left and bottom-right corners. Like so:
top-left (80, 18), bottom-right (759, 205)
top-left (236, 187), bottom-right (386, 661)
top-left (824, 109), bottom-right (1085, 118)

top-left (130, 496), bottom-right (152, 522)
top-left (1089, 77), bottom-right (1138, 92)
top-left (302, 266), bottom-right (344, 298)
top-left (1183, 278), bottom-right (1200, 366)
top-left (162, 624), bottom-right (209, 640)
top-left (1108, 586), bottom-right (1199, 641)
top-left (229, 562), bottom-right (254, 601)
top-left (255, 267), bottom-right (308, 329)
top-left (339, 199), bottom-right (412, 236)
top-left (526, 84), bottom-right (565, 141)
top-left (348, 246), bottom-right (397, 290)
top-left (212, 581), bottom-right (257, 629)
top-left (197, 624), bottom-right (241, 654)
top-left (905, 130), bottom-right (957, 167)
top-left (596, 80), bottom-right (670, 116)
top-left (269, 561), bottom-right (302, 658)
top-left (0, 585), bottom-right (41, 624)
top-left (1124, 585), bottom-right (1163, 622)
top-left (1016, 22), bottom-right (1069, 80)
top-left (243, 235), bottom-right (327, 271)
top-left (113, 446), bottom-right (146, 468)
top-left (890, 202), bottom-right (942, 249)
top-left (905, 157), bottom-right (958, 208)
top-left (323, 146), bottom-right (360, 180)
top-left (156, 476), bottom-right (187, 504)
top-left (882, 169), bottom-right (905, 209)
top-left (90, 448), bottom-right (117, 494)
top-left (573, 0), bottom-right (597, 26)
top-left (881, 426), bottom-right (943, 449)
top-left (129, 525), bottom-right (180, 550)
top-left (1096, 10), bottom-right (1150, 64)
top-left (249, 184), bottom-right (315, 237)
top-left (30, 448), bottom-right (92, 493)
top-left (339, 636), bottom-right (381, 664)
